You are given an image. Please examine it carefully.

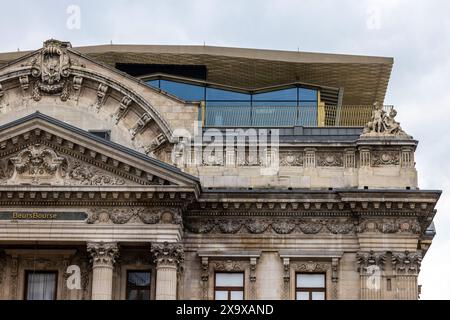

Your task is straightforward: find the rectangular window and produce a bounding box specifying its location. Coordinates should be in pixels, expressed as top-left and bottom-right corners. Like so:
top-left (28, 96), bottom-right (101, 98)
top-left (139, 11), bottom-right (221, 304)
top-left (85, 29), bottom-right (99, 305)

top-left (25, 271), bottom-right (57, 300)
top-left (126, 270), bottom-right (151, 300)
top-left (296, 273), bottom-right (326, 300)
top-left (214, 272), bottom-right (244, 300)
top-left (89, 130), bottom-right (111, 141)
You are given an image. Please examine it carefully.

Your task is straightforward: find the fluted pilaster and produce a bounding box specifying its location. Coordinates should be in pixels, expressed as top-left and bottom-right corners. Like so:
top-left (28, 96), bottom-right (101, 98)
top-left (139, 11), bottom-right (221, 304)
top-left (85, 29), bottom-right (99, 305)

top-left (151, 242), bottom-right (184, 300)
top-left (87, 242), bottom-right (119, 300)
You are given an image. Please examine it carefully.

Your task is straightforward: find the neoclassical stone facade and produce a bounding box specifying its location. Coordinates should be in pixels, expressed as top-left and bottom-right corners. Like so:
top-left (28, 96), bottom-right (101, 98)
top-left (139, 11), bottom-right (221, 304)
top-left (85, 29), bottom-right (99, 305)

top-left (0, 40), bottom-right (441, 300)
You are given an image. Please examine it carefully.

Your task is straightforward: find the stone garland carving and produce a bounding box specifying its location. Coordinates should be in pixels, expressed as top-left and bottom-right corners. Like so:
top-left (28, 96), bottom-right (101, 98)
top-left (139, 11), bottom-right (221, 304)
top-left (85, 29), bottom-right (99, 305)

top-left (356, 250), bottom-right (387, 273)
top-left (68, 161), bottom-right (125, 186)
top-left (280, 152), bottom-right (303, 167)
top-left (151, 242), bottom-right (184, 268)
top-left (371, 151), bottom-right (400, 167)
top-left (185, 218), bottom-right (356, 235)
top-left (87, 207), bottom-right (182, 225)
top-left (331, 258), bottom-right (339, 300)
top-left (357, 218), bottom-right (421, 234)
top-left (30, 39), bottom-right (72, 102)
top-left (87, 242), bottom-right (119, 267)
top-left (316, 152), bottom-right (344, 167)
top-left (282, 258), bottom-right (290, 300)
top-left (362, 102), bottom-right (410, 137)
top-left (391, 250), bottom-right (422, 275)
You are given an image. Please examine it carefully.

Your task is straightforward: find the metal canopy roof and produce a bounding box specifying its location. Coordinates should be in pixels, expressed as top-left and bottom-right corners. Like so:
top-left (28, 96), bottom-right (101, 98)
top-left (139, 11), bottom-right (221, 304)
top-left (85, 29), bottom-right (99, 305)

top-left (0, 44), bottom-right (393, 105)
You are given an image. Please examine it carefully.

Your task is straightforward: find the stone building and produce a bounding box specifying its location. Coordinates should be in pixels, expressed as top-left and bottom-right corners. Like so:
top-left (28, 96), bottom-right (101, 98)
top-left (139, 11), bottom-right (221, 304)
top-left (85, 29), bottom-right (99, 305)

top-left (0, 40), bottom-right (441, 300)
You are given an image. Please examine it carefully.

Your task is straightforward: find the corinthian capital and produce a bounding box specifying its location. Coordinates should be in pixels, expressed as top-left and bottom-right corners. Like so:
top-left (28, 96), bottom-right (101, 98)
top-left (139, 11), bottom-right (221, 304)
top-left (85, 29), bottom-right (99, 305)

top-left (356, 250), bottom-right (387, 273)
top-left (392, 250), bottom-right (422, 275)
top-left (151, 242), bottom-right (184, 267)
top-left (87, 242), bottom-right (119, 267)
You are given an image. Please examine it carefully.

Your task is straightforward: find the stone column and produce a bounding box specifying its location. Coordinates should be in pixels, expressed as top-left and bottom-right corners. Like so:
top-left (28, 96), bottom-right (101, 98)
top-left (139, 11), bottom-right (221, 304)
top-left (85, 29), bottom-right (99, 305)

top-left (356, 250), bottom-right (386, 300)
top-left (87, 242), bottom-right (119, 300)
top-left (392, 250), bottom-right (422, 300)
top-left (151, 242), bottom-right (184, 300)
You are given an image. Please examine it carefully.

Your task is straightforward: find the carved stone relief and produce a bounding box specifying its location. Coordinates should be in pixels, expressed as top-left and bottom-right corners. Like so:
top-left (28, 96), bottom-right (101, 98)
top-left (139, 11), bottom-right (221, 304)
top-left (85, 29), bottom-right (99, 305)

top-left (29, 39), bottom-right (72, 102)
top-left (357, 218), bottom-right (421, 234)
top-left (371, 151), bottom-right (400, 166)
top-left (185, 217), bottom-right (357, 235)
top-left (392, 250), bottom-right (422, 275)
top-left (87, 207), bottom-right (182, 225)
top-left (316, 152), bottom-right (344, 167)
top-left (151, 242), bottom-right (184, 268)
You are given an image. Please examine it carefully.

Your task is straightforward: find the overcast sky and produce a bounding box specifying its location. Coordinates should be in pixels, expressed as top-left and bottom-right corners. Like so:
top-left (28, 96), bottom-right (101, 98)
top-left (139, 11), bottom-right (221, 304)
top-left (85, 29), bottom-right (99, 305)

top-left (0, 0), bottom-right (449, 300)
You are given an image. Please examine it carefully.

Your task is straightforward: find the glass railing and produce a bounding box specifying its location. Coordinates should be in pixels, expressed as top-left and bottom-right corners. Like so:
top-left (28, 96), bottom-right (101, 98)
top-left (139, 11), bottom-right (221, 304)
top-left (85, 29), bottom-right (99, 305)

top-left (203, 104), bottom-right (393, 127)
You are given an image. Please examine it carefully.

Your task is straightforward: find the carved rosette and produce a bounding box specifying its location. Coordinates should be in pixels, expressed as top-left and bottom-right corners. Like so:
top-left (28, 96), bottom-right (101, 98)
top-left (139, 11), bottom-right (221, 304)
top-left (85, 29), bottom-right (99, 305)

top-left (151, 242), bottom-right (184, 268)
top-left (357, 218), bottom-right (422, 235)
top-left (392, 250), bottom-right (422, 275)
top-left (213, 260), bottom-right (243, 272)
top-left (356, 250), bottom-right (387, 273)
top-left (316, 152), bottom-right (344, 167)
top-left (294, 261), bottom-right (330, 273)
top-left (87, 242), bottom-right (119, 268)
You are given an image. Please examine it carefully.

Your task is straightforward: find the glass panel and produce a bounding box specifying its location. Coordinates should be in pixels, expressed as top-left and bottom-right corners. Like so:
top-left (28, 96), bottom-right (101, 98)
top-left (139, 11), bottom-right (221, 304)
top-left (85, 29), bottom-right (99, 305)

top-left (205, 106), bottom-right (251, 126)
top-left (312, 292), bottom-right (325, 300)
top-left (26, 272), bottom-right (56, 300)
top-left (206, 101), bottom-right (251, 107)
top-left (230, 291), bottom-right (244, 300)
top-left (215, 291), bottom-right (229, 300)
top-left (206, 87), bottom-right (250, 101)
top-left (252, 106), bottom-right (297, 126)
top-left (299, 88), bottom-right (317, 101)
top-left (297, 274), bottom-right (325, 288)
top-left (251, 101), bottom-right (297, 107)
top-left (128, 271), bottom-right (151, 287)
top-left (127, 289), bottom-right (150, 300)
top-left (298, 102), bottom-right (317, 126)
top-left (160, 80), bottom-right (204, 101)
top-left (296, 292), bottom-right (310, 300)
top-left (253, 88), bottom-right (297, 100)
top-left (146, 79), bottom-right (160, 88)
top-left (215, 273), bottom-right (244, 287)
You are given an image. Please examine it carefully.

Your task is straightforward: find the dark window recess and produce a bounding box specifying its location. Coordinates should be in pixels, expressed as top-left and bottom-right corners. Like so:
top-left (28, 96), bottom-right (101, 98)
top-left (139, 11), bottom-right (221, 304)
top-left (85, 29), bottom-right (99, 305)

top-left (115, 63), bottom-right (207, 80)
top-left (89, 130), bottom-right (111, 141)
top-left (126, 271), bottom-right (151, 300)
top-left (25, 271), bottom-right (58, 300)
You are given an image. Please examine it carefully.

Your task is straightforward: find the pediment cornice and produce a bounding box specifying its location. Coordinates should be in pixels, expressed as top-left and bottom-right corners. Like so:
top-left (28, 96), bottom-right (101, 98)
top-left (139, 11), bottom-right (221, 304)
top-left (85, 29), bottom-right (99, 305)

top-left (0, 113), bottom-right (200, 200)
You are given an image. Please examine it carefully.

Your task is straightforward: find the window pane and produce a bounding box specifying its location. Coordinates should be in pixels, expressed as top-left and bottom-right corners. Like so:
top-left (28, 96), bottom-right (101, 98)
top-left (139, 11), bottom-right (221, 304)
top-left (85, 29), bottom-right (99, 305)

top-left (296, 292), bottom-right (310, 300)
top-left (252, 101), bottom-right (297, 107)
top-left (298, 103), bottom-right (317, 126)
top-left (230, 291), bottom-right (244, 300)
top-left (128, 271), bottom-right (151, 286)
top-left (297, 274), bottom-right (325, 288)
top-left (299, 88), bottom-right (317, 101)
top-left (215, 273), bottom-right (244, 287)
top-left (253, 88), bottom-right (297, 100)
top-left (205, 106), bottom-right (251, 126)
top-left (252, 106), bottom-right (297, 126)
top-left (206, 87), bottom-right (250, 101)
top-left (206, 101), bottom-right (251, 107)
top-left (160, 80), bottom-right (204, 101)
top-left (146, 79), bottom-right (159, 88)
top-left (128, 289), bottom-right (150, 300)
top-left (26, 272), bottom-right (56, 300)
top-left (215, 291), bottom-right (228, 300)
top-left (312, 292), bottom-right (325, 300)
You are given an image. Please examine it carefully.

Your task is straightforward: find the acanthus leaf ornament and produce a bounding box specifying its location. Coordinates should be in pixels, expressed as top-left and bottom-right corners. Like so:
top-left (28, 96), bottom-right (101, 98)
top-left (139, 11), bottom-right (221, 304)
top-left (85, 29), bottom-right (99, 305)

top-left (87, 242), bottom-right (119, 267)
top-left (151, 242), bottom-right (184, 268)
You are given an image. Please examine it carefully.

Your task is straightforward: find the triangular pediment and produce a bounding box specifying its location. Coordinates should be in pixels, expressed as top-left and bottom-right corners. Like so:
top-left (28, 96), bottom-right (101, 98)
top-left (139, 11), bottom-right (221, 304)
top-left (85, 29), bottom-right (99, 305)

top-left (0, 112), bottom-right (199, 191)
